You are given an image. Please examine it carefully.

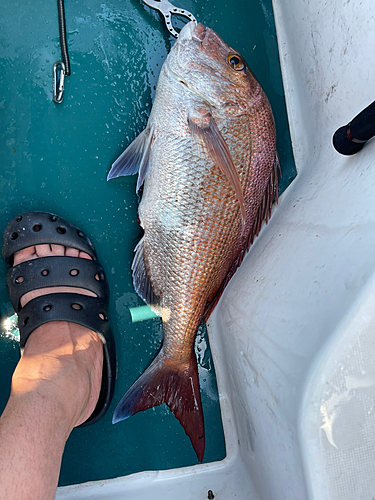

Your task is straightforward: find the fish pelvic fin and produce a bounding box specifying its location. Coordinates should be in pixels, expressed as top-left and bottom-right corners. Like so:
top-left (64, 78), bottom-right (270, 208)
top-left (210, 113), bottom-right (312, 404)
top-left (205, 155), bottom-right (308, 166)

top-left (112, 348), bottom-right (205, 462)
top-left (132, 236), bottom-right (160, 313)
top-left (107, 127), bottom-right (153, 191)
top-left (188, 111), bottom-right (246, 231)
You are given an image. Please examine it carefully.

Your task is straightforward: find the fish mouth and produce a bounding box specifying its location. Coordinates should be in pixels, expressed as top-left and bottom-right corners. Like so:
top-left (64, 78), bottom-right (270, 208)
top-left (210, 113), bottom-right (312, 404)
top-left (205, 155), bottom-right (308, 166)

top-left (167, 23), bottom-right (215, 105)
top-left (191, 23), bottom-right (206, 43)
top-left (178, 21), bottom-right (206, 44)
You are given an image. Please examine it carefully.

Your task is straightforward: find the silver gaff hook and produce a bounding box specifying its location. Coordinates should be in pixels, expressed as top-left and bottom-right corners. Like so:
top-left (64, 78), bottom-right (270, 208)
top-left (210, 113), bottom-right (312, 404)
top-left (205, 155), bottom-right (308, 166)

top-left (53, 61), bottom-right (66, 104)
top-left (142, 0), bottom-right (197, 38)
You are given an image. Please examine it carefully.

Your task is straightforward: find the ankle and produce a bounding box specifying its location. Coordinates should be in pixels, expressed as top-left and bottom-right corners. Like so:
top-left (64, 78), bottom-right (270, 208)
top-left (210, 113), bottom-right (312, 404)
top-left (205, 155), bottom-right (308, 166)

top-left (11, 322), bottom-right (103, 428)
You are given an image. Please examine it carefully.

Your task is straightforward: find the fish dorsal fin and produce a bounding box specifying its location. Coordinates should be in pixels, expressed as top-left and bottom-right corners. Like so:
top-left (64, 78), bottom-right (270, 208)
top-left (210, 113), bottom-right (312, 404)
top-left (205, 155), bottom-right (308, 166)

top-left (132, 237), bottom-right (160, 311)
top-left (247, 151), bottom-right (280, 247)
top-left (203, 151), bottom-right (280, 321)
top-left (107, 127), bottom-right (153, 192)
top-left (188, 110), bottom-right (246, 230)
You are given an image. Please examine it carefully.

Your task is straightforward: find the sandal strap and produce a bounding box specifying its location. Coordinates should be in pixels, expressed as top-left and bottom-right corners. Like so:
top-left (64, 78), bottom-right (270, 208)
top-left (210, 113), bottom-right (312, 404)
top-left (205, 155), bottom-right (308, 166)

top-left (2, 212), bottom-right (97, 265)
top-left (7, 256), bottom-right (108, 313)
top-left (18, 293), bottom-right (110, 349)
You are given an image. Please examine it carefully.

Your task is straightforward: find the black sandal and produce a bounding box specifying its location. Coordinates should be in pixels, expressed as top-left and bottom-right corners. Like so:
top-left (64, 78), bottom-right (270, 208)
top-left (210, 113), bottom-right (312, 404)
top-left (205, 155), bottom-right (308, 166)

top-left (2, 211), bottom-right (116, 426)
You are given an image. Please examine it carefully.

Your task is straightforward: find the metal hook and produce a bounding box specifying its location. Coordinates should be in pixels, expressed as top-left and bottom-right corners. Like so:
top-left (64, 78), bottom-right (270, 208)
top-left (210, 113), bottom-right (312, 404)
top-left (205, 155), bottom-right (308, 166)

top-left (53, 61), bottom-right (66, 104)
top-left (142, 0), bottom-right (197, 38)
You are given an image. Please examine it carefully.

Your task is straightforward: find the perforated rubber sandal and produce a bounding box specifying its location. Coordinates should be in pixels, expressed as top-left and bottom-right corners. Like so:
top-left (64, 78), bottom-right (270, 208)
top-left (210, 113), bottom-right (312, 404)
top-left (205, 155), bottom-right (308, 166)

top-left (2, 211), bottom-right (116, 427)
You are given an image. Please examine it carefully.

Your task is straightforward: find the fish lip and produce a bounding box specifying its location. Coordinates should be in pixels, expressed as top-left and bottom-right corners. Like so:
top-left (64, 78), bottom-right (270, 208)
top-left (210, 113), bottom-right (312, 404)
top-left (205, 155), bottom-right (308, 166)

top-left (177, 21), bottom-right (206, 44)
top-left (178, 20), bottom-right (199, 42)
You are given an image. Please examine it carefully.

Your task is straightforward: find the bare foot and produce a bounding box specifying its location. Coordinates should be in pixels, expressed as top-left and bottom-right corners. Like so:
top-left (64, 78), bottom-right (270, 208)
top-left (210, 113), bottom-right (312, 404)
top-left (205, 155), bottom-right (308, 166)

top-left (10, 244), bottom-right (104, 429)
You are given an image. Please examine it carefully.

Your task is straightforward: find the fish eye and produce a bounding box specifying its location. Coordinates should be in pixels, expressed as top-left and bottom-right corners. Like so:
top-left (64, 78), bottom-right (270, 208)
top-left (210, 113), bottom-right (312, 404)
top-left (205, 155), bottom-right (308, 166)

top-left (227, 54), bottom-right (246, 72)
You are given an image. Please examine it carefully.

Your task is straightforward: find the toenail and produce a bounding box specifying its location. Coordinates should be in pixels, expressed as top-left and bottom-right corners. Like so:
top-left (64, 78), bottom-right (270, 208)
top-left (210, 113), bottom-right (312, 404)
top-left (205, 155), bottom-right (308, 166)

top-left (33, 224), bottom-right (42, 232)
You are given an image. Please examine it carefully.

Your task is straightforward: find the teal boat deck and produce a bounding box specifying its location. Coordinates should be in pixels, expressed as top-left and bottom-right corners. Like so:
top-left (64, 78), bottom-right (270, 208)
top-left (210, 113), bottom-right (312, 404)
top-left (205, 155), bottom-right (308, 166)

top-left (0, 0), bottom-right (295, 486)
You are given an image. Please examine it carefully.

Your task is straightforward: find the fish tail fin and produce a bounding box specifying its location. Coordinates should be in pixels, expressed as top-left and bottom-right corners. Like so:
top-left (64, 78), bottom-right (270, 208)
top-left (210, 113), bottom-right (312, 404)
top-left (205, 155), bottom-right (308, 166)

top-left (112, 348), bottom-right (205, 462)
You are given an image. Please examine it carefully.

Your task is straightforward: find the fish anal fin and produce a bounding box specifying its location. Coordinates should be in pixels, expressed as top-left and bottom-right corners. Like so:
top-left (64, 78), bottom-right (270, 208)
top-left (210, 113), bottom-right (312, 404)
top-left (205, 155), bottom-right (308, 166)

top-left (188, 110), bottom-right (246, 230)
top-left (112, 349), bottom-right (205, 463)
top-left (204, 152), bottom-right (280, 321)
top-left (107, 127), bottom-right (153, 191)
top-left (132, 237), bottom-right (160, 312)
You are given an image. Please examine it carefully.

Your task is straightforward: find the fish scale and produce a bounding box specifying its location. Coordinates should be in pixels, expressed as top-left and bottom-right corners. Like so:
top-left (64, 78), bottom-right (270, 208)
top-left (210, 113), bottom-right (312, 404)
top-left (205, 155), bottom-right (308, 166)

top-left (109, 21), bottom-right (279, 462)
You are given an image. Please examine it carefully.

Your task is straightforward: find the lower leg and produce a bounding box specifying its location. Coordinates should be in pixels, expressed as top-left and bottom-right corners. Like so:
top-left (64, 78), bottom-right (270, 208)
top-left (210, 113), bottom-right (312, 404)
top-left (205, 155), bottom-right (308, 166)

top-left (0, 243), bottom-right (104, 500)
top-left (0, 322), bottom-right (103, 500)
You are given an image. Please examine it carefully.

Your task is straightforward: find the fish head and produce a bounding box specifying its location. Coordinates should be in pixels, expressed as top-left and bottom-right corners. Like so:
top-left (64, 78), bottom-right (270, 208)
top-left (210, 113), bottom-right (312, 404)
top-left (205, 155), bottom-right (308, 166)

top-left (166, 22), bottom-right (265, 113)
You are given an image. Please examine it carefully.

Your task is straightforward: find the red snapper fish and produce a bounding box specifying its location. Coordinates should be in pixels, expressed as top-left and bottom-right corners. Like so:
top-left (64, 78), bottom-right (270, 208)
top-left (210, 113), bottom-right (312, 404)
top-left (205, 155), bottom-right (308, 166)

top-left (108, 21), bottom-right (279, 462)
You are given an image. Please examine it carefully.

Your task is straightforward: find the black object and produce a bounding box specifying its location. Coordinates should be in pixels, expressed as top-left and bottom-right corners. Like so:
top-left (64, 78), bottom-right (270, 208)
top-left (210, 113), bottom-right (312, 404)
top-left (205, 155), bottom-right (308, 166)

top-left (2, 211), bottom-right (116, 427)
top-left (57, 0), bottom-right (71, 76)
top-left (333, 100), bottom-right (375, 155)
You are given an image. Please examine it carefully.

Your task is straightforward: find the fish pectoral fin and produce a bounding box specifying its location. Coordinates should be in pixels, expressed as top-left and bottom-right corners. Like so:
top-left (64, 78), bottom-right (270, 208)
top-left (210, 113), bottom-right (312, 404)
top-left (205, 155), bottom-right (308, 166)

top-left (112, 348), bottom-right (205, 463)
top-left (107, 127), bottom-right (153, 192)
top-left (132, 237), bottom-right (160, 310)
top-left (188, 111), bottom-right (246, 229)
